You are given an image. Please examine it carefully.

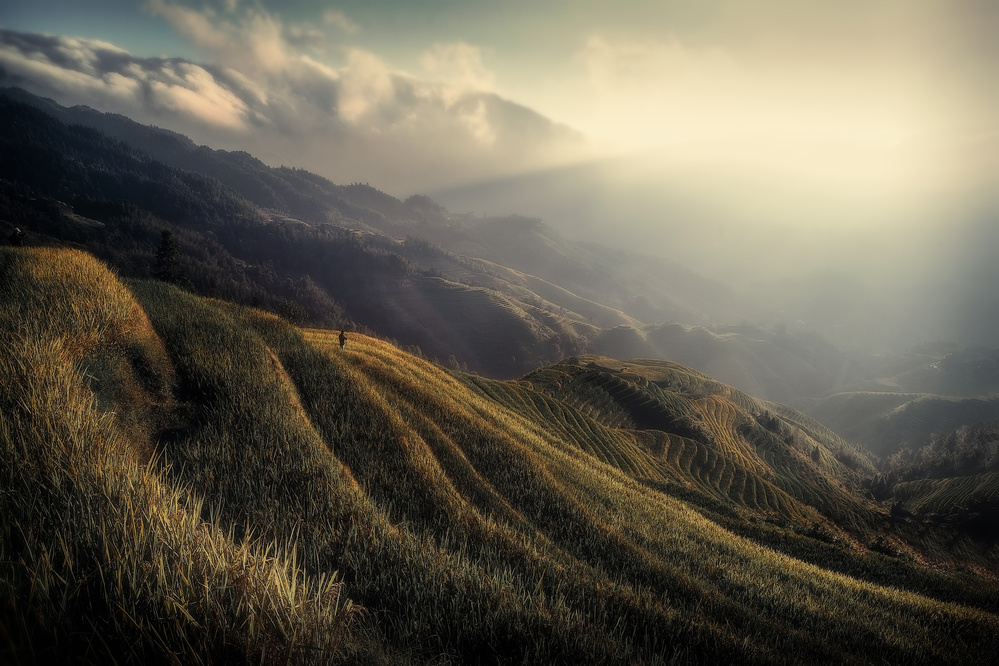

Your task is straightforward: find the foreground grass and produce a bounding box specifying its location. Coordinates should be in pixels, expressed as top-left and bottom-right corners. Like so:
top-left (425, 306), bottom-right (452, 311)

top-left (0, 248), bottom-right (355, 664)
top-left (3, 247), bottom-right (998, 664)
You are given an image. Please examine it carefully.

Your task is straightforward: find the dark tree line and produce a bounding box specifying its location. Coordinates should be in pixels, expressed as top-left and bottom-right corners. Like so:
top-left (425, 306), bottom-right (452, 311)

top-left (885, 422), bottom-right (999, 482)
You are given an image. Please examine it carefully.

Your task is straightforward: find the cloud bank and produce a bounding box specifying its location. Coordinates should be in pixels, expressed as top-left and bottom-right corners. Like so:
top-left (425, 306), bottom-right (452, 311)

top-left (0, 2), bottom-right (586, 194)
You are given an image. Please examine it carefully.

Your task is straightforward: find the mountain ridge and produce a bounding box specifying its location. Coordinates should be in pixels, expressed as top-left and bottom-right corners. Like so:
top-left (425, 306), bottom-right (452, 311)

top-left (5, 85), bottom-right (999, 477)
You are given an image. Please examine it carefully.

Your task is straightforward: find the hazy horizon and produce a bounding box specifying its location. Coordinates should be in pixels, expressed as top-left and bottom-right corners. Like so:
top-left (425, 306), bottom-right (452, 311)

top-left (2, 0), bottom-right (997, 349)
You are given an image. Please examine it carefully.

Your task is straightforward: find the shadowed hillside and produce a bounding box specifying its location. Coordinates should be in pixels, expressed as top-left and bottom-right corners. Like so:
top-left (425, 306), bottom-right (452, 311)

top-left (3, 246), bottom-right (998, 664)
top-left (10, 84), bottom-right (999, 421)
top-left (810, 392), bottom-right (999, 458)
top-left (0, 92), bottom-right (598, 377)
top-left (1, 86), bottom-right (742, 329)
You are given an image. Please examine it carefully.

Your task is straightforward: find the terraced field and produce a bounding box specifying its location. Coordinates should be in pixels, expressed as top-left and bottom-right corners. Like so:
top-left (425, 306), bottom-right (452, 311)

top-left (514, 357), bottom-right (884, 535)
top-left (892, 472), bottom-right (999, 516)
top-left (6, 247), bottom-right (999, 665)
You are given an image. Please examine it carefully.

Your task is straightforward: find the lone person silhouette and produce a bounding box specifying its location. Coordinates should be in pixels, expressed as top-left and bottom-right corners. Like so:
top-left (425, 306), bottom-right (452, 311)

top-left (339, 330), bottom-right (347, 351)
top-left (9, 228), bottom-right (24, 246)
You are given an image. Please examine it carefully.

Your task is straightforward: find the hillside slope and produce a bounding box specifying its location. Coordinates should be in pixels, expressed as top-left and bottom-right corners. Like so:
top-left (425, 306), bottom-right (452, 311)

top-left (518, 355), bottom-right (879, 532)
top-left (15, 83), bottom-right (999, 417)
top-left (0, 93), bottom-right (597, 376)
top-left (810, 392), bottom-right (999, 458)
top-left (3, 247), bottom-right (998, 664)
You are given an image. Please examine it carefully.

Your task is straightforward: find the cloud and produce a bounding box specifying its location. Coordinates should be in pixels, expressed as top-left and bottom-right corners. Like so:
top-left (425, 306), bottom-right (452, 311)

top-left (337, 48), bottom-right (393, 125)
top-left (144, 0), bottom-right (292, 74)
top-left (147, 62), bottom-right (253, 130)
top-left (421, 42), bottom-right (496, 93)
top-left (322, 10), bottom-right (359, 35)
top-left (0, 2), bottom-right (587, 193)
top-left (0, 30), bottom-right (253, 130)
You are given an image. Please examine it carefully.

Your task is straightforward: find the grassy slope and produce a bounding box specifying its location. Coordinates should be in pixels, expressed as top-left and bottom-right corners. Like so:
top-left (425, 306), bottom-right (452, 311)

top-left (0, 248), bottom-right (354, 664)
top-left (3, 247), bottom-right (999, 664)
top-left (892, 473), bottom-right (999, 516)
top-left (517, 356), bottom-right (878, 532)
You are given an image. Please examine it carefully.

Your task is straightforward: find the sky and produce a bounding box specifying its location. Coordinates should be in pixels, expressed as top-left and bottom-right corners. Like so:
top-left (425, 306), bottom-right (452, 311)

top-left (3, 1), bottom-right (996, 190)
top-left (1, 0), bottom-right (998, 346)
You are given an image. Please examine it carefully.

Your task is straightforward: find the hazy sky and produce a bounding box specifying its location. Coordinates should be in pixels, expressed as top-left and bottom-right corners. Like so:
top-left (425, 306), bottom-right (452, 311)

top-left (3, 1), bottom-right (996, 190)
top-left (2, 1), bottom-right (998, 342)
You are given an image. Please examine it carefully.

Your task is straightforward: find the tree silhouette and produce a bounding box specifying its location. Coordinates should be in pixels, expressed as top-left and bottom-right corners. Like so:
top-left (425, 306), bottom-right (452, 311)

top-left (154, 230), bottom-right (189, 287)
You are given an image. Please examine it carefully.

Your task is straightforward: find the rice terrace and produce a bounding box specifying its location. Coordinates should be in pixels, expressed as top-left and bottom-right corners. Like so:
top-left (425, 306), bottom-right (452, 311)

top-left (2, 247), bottom-right (997, 663)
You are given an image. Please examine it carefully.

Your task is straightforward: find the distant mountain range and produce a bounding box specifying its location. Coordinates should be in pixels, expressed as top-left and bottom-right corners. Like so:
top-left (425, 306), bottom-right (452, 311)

top-left (0, 86), bottom-right (744, 377)
top-left (3, 85), bottom-right (998, 455)
top-left (430, 141), bottom-right (999, 355)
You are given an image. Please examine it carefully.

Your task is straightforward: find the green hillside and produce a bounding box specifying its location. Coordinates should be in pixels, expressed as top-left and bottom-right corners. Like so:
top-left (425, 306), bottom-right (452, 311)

top-left (3, 246), bottom-right (998, 664)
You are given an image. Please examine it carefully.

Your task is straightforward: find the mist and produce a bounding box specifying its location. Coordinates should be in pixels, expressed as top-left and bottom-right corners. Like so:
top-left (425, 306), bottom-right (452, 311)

top-left (2, 0), bottom-right (996, 353)
top-left (431, 135), bottom-right (999, 352)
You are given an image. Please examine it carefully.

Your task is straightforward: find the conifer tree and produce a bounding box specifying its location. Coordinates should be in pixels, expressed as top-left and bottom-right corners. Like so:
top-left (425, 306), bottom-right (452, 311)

top-left (154, 229), bottom-right (189, 287)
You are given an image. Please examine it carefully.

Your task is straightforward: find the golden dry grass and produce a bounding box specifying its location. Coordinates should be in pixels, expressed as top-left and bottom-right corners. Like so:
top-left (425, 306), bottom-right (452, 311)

top-left (1, 248), bottom-right (355, 664)
top-left (3, 247), bottom-right (998, 664)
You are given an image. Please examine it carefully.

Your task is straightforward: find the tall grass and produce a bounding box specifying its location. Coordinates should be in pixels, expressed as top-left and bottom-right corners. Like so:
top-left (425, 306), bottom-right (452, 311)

top-left (3, 247), bottom-right (999, 664)
top-left (1, 248), bottom-right (355, 664)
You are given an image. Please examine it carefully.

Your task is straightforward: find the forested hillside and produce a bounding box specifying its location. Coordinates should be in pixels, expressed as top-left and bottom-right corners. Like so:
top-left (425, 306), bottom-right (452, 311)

top-left (0, 91), bottom-right (597, 376)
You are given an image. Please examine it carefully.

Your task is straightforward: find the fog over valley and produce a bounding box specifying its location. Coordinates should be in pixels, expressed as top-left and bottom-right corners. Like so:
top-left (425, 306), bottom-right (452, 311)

top-left (432, 136), bottom-right (999, 350)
